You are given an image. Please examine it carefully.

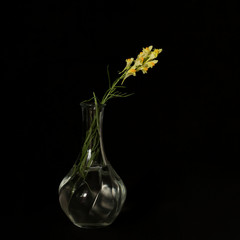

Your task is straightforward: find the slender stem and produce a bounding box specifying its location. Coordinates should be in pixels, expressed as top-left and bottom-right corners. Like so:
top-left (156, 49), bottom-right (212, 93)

top-left (76, 66), bottom-right (129, 178)
top-left (101, 73), bottom-right (126, 104)
top-left (75, 108), bottom-right (100, 178)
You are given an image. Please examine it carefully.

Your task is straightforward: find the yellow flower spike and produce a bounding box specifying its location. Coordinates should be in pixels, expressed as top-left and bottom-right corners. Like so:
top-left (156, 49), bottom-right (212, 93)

top-left (120, 45), bottom-right (162, 84)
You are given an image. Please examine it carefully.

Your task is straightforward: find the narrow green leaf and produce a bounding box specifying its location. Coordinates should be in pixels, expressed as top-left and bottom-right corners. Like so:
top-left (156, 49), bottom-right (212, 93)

top-left (107, 65), bottom-right (111, 88)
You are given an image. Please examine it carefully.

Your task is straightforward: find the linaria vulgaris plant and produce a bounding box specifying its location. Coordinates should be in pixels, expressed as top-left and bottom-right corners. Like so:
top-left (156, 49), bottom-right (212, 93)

top-left (74, 46), bottom-right (162, 178)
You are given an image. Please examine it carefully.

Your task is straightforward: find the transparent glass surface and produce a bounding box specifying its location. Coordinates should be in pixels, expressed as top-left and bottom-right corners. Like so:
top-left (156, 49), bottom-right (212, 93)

top-left (58, 103), bottom-right (127, 228)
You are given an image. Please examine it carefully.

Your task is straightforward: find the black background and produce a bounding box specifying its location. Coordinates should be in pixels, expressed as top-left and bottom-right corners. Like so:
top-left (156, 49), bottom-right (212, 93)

top-left (8, 0), bottom-right (240, 239)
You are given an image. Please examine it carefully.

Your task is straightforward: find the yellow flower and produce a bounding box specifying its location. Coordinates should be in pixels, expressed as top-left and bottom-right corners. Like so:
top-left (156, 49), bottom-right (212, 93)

top-left (134, 46), bottom-right (154, 67)
top-left (134, 55), bottom-right (144, 67)
top-left (142, 46), bottom-right (153, 58)
top-left (154, 48), bottom-right (162, 55)
top-left (148, 48), bottom-right (162, 60)
top-left (119, 58), bottom-right (134, 74)
top-left (126, 58), bottom-right (134, 68)
top-left (128, 67), bottom-right (137, 76)
top-left (146, 60), bottom-right (158, 68)
top-left (139, 66), bottom-right (148, 74)
top-left (122, 66), bottom-right (137, 84)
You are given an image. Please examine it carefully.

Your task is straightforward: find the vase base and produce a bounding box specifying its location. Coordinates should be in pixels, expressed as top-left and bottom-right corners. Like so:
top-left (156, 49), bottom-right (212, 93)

top-left (73, 222), bottom-right (111, 229)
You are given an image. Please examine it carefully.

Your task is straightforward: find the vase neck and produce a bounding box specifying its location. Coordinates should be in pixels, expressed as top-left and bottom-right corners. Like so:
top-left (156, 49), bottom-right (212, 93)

top-left (80, 102), bottom-right (105, 141)
top-left (79, 102), bottom-right (106, 167)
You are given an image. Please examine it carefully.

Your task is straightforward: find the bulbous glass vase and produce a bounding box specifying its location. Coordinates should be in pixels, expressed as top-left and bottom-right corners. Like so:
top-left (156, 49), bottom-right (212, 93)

top-left (58, 103), bottom-right (127, 228)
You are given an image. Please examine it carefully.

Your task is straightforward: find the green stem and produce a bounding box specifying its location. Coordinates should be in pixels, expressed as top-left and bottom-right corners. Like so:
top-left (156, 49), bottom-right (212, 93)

top-left (75, 110), bottom-right (100, 178)
top-left (101, 73), bottom-right (126, 104)
top-left (75, 66), bottom-right (129, 178)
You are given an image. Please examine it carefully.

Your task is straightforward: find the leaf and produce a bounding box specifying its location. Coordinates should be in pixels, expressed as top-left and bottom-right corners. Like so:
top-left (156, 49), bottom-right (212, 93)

top-left (81, 97), bottom-right (94, 104)
top-left (107, 65), bottom-right (111, 88)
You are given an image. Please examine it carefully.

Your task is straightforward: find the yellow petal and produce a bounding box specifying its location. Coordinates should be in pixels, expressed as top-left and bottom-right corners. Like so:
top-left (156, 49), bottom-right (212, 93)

top-left (129, 68), bottom-right (136, 73)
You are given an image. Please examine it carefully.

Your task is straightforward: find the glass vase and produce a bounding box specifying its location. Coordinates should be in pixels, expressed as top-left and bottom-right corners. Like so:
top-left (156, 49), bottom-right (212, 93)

top-left (58, 102), bottom-right (127, 228)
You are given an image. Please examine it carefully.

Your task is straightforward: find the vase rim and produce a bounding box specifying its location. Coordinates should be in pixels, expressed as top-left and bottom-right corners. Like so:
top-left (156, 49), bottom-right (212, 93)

top-left (80, 102), bottom-right (106, 108)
